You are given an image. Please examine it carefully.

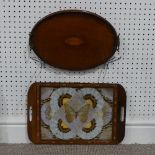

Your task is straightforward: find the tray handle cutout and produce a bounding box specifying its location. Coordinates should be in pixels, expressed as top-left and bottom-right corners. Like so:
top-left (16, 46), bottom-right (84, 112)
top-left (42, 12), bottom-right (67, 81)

top-left (28, 106), bottom-right (32, 122)
top-left (120, 106), bottom-right (125, 122)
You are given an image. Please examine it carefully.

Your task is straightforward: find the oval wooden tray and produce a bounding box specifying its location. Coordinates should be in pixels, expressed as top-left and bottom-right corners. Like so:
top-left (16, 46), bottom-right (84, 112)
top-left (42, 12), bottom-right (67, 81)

top-left (29, 10), bottom-right (119, 70)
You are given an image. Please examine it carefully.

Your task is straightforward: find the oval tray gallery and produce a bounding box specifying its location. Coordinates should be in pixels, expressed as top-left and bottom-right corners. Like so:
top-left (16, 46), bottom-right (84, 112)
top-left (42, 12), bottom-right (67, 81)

top-left (29, 10), bottom-right (119, 70)
top-left (27, 83), bottom-right (126, 144)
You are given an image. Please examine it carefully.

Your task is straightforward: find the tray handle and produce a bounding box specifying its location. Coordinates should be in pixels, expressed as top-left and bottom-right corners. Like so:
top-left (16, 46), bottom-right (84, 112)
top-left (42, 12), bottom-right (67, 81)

top-left (27, 83), bottom-right (39, 143)
top-left (116, 84), bottom-right (126, 143)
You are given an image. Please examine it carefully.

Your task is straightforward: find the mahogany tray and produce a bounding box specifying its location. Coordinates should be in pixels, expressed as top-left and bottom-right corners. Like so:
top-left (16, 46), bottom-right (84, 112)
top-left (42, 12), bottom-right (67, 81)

top-left (27, 83), bottom-right (126, 144)
top-left (29, 10), bottom-right (119, 70)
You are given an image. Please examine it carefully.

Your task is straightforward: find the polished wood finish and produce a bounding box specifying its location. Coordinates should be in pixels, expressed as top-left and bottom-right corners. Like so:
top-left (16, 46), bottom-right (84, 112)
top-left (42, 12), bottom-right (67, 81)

top-left (29, 10), bottom-right (119, 70)
top-left (27, 82), bottom-right (126, 144)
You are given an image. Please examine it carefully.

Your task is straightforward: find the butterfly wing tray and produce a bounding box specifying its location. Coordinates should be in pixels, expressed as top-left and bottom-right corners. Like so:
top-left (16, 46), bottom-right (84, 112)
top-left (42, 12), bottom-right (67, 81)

top-left (28, 83), bottom-right (126, 144)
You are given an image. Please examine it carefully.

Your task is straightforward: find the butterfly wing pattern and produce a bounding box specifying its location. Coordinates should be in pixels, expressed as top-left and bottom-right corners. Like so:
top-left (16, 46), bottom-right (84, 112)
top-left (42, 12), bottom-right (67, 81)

top-left (64, 103), bottom-right (75, 123)
top-left (41, 87), bottom-right (113, 140)
top-left (78, 104), bottom-right (91, 123)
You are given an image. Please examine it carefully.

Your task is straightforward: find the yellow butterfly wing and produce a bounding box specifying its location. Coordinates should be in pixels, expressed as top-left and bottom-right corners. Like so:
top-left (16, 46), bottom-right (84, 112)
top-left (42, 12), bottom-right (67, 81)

top-left (78, 104), bottom-right (91, 123)
top-left (64, 104), bottom-right (75, 123)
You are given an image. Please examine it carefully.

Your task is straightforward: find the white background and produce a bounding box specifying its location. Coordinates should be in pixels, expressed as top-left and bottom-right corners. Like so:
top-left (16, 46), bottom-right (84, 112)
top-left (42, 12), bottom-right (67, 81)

top-left (0, 0), bottom-right (155, 143)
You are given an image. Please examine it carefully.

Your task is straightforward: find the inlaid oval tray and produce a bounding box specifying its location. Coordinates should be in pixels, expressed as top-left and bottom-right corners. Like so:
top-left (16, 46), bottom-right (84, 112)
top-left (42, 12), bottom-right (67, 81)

top-left (29, 10), bottom-right (119, 70)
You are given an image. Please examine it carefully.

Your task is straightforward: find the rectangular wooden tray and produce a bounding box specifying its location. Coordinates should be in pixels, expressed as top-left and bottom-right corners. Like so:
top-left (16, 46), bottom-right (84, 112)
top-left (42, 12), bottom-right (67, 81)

top-left (27, 83), bottom-right (126, 144)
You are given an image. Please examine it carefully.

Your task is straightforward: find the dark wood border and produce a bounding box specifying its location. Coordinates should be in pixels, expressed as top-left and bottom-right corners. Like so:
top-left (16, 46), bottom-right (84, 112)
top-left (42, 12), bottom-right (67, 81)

top-left (27, 82), bottom-right (126, 144)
